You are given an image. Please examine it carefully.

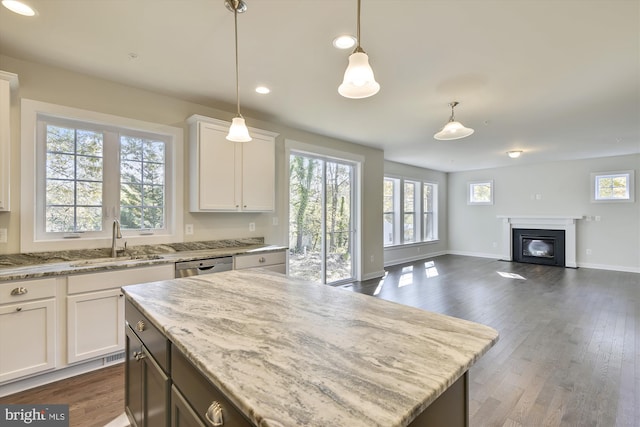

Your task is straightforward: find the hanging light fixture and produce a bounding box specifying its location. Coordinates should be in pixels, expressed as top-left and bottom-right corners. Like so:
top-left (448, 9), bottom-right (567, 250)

top-left (225, 0), bottom-right (251, 142)
top-left (338, 0), bottom-right (380, 99)
top-left (434, 101), bottom-right (474, 140)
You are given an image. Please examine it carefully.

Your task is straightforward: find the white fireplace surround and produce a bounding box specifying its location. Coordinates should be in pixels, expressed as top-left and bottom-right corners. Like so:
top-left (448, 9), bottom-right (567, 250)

top-left (498, 215), bottom-right (583, 268)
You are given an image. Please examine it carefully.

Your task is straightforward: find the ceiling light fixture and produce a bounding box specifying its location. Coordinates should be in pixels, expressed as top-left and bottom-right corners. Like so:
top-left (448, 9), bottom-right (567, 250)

top-left (255, 86), bottom-right (270, 94)
top-left (333, 35), bottom-right (357, 50)
top-left (2, 0), bottom-right (36, 16)
top-left (507, 150), bottom-right (523, 158)
top-left (434, 101), bottom-right (474, 140)
top-left (338, 0), bottom-right (380, 99)
top-left (225, 0), bottom-right (251, 142)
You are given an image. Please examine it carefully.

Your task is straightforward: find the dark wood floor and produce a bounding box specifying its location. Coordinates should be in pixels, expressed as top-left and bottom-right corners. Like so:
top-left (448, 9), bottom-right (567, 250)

top-left (1, 255), bottom-right (638, 426)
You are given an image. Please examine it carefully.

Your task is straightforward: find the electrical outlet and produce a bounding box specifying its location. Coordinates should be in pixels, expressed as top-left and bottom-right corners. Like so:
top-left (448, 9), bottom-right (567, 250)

top-left (595, 216), bottom-right (601, 222)
top-left (272, 217), bottom-right (278, 226)
top-left (492, 242), bottom-right (497, 248)
top-left (586, 248), bottom-right (592, 255)
top-left (185, 224), bottom-right (194, 235)
top-left (249, 222), bottom-right (255, 231)
top-left (370, 255), bottom-right (374, 263)
top-left (0, 228), bottom-right (6, 243)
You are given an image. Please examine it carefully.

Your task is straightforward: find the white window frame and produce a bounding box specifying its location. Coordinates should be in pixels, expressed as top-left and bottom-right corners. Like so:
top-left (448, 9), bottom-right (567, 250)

top-left (422, 182), bottom-right (438, 241)
top-left (468, 180), bottom-right (494, 205)
top-left (21, 99), bottom-right (183, 252)
top-left (384, 175), bottom-right (439, 247)
top-left (590, 170), bottom-right (635, 203)
top-left (383, 177), bottom-right (399, 246)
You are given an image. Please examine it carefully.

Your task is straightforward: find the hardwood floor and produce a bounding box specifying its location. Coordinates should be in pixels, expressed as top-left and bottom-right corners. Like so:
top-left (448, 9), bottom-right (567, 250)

top-left (0, 364), bottom-right (124, 427)
top-left (343, 255), bottom-right (640, 427)
top-left (1, 255), bottom-right (638, 426)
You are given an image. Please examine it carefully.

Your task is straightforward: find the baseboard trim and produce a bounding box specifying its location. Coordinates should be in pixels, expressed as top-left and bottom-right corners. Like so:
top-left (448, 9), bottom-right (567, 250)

top-left (577, 262), bottom-right (640, 273)
top-left (0, 354), bottom-right (124, 398)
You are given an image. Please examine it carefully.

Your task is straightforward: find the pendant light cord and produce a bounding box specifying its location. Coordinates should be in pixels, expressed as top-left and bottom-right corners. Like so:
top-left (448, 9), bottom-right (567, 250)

top-left (234, 3), bottom-right (241, 117)
top-left (356, 0), bottom-right (361, 48)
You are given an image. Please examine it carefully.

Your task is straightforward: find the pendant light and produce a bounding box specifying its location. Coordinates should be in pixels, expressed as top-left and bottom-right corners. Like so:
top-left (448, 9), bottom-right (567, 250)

top-left (434, 101), bottom-right (474, 140)
top-left (225, 0), bottom-right (252, 142)
top-left (338, 0), bottom-right (380, 99)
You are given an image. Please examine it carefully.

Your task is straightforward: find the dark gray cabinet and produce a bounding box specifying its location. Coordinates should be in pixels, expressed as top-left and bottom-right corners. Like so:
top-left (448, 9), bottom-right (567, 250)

top-left (125, 302), bottom-right (170, 427)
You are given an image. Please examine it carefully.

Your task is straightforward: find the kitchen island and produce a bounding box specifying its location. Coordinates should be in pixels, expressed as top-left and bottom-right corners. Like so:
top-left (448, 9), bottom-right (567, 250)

top-left (122, 269), bottom-right (498, 427)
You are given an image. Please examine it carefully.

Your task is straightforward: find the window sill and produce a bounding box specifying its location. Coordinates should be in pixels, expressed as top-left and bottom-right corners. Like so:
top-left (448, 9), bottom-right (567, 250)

top-left (384, 240), bottom-right (440, 250)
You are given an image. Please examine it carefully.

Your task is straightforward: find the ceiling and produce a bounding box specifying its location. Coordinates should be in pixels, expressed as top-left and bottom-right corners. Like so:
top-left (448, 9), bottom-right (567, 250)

top-left (0, 0), bottom-right (638, 172)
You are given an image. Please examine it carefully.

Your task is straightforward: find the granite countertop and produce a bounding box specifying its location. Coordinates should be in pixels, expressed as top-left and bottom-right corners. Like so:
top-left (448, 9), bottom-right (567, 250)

top-left (0, 238), bottom-right (286, 282)
top-left (123, 270), bottom-right (499, 427)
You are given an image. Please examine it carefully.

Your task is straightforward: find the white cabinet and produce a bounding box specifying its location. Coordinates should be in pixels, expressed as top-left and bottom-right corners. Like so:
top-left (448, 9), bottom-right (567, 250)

top-left (0, 278), bottom-right (56, 383)
top-left (234, 250), bottom-right (287, 274)
top-left (187, 115), bottom-right (278, 212)
top-left (66, 264), bottom-right (173, 364)
top-left (0, 71), bottom-right (18, 212)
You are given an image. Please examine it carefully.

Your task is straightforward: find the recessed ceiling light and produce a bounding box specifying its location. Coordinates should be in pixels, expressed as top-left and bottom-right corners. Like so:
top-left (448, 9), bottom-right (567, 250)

top-left (255, 86), bottom-right (270, 94)
top-left (507, 150), bottom-right (523, 158)
top-left (2, 0), bottom-right (36, 16)
top-left (333, 35), bottom-right (357, 50)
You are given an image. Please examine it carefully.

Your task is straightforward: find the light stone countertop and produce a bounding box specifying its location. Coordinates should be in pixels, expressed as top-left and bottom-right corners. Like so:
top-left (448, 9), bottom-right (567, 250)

top-left (123, 269), bottom-right (499, 427)
top-left (0, 239), bottom-right (285, 282)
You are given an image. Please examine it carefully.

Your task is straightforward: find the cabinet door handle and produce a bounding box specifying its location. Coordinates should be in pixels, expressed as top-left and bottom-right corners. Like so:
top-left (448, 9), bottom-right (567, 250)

top-left (136, 320), bottom-right (146, 332)
top-left (259, 257), bottom-right (266, 263)
top-left (16, 307), bottom-right (22, 312)
top-left (132, 351), bottom-right (146, 361)
top-left (205, 401), bottom-right (224, 426)
top-left (10, 287), bottom-right (28, 296)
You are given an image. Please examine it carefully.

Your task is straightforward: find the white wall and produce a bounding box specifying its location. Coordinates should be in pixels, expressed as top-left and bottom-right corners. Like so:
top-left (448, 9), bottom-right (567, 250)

top-left (448, 154), bottom-right (640, 272)
top-left (0, 55), bottom-right (385, 280)
top-left (383, 161), bottom-right (448, 266)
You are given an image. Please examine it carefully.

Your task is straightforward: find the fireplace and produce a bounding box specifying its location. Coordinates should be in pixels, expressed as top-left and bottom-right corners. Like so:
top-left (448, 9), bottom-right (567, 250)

top-left (512, 228), bottom-right (566, 267)
top-left (498, 215), bottom-right (582, 268)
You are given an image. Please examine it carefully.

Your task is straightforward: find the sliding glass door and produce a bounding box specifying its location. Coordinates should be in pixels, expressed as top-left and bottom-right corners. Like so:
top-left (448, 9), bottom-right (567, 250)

top-left (288, 152), bottom-right (356, 285)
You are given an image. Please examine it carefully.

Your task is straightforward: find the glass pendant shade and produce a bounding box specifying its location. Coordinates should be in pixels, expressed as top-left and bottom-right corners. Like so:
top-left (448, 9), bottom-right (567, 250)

top-left (226, 117), bottom-right (252, 142)
top-left (338, 51), bottom-right (380, 99)
top-left (434, 121), bottom-right (475, 140)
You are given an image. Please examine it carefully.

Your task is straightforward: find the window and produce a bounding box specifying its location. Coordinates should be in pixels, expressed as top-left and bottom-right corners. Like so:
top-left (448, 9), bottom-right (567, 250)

top-left (21, 99), bottom-right (183, 252)
top-left (423, 183), bottom-right (437, 241)
top-left (383, 176), bottom-right (438, 246)
top-left (383, 178), bottom-right (397, 246)
top-left (468, 180), bottom-right (494, 205)
top-left (591, 171), bottom-right (634, 202)
top-left (403, 181), bottom-right (417, 243)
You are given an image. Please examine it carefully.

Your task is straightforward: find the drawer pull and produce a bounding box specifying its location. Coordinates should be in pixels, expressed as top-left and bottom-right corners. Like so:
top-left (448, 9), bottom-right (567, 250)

top-left (133, 351), bottom-right (146, 361)
top-left (10, 287), bottom-right (28, 296)
top-left (259, 257), bottom-right (266, 263)
top-left (136, 320), bottom-right (146, 332)
top-left (205, 401), bottom-right (224, 426)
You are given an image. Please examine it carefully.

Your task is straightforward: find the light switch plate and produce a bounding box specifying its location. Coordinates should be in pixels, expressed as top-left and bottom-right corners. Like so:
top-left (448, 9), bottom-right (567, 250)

top-left (0, 228), bottom-right (7, 243)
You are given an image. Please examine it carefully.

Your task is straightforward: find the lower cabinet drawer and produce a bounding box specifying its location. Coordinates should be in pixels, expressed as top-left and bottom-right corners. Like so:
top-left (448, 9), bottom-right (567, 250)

top-left (126, 300), bottom-right (170, 373)
top-left (171, 346), bottom-right (253, 427)
top-left (234, 251), bottom-right (286, 270)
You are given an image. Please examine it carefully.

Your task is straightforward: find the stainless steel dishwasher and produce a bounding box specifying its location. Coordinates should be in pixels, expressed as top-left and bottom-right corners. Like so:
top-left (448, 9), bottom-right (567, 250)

top-left (174, 257), bottom-right (233, 278)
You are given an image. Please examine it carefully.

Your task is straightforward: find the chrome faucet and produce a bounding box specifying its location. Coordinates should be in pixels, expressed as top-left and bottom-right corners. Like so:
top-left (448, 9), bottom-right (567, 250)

top-left (111, 219), bottom-right (122, 257)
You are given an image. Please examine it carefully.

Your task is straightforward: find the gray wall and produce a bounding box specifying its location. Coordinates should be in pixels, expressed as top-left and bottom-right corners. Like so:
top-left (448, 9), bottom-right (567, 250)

top-left (0, 54), bottom-right (385, 280)
top-left (448, 154), bottom-right (640, 272)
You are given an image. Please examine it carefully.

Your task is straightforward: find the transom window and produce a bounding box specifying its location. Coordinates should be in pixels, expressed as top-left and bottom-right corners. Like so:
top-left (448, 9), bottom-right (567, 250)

top-left (591, 171), bottom-right (634, 202)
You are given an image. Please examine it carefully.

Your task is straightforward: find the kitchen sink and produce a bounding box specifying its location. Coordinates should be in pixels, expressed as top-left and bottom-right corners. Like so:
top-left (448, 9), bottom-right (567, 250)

top-left (69, 254), bottom-right (165, 267)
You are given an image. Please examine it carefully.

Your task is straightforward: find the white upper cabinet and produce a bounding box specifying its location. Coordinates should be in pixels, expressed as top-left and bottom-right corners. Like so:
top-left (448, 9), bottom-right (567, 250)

top-left (187, 115), bottom-right (278, 212)
top-left (0, 71), bottom-right (18, 212)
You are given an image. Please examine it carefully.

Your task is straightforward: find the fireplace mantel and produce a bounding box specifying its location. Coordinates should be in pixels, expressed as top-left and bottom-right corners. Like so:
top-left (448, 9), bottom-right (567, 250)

top-left (498, 215), bottom-right (583, 268)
